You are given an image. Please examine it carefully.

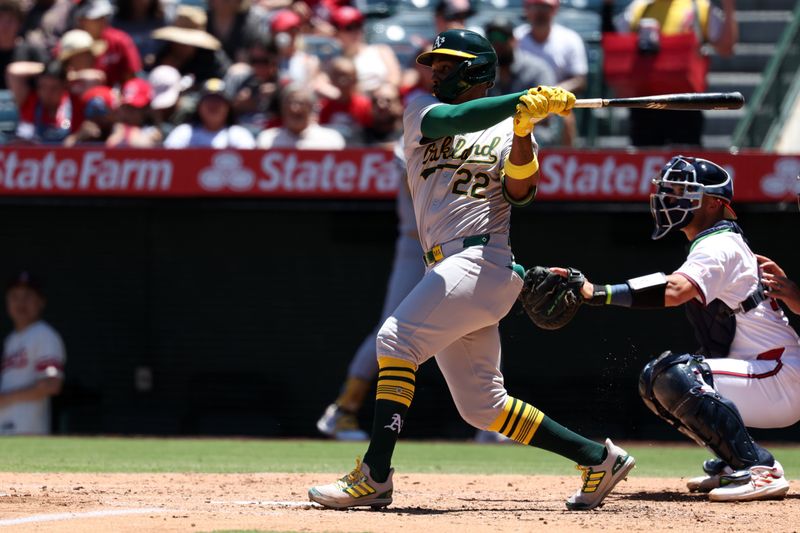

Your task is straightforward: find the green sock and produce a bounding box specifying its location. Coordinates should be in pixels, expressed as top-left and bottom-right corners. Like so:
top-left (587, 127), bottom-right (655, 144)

top-left (530, 415), bottom-right (607, 466)
top-left (362, 356), bottom-right (416, 483)
top-left (363, 399), bottom-right (409, 483)
top-left (489, 397), bottom-right (606, 466)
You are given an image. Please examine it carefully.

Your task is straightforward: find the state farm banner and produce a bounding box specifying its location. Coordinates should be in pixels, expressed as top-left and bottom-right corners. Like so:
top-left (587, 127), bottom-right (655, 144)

top-left (0, 147), bottom-right (797, 202)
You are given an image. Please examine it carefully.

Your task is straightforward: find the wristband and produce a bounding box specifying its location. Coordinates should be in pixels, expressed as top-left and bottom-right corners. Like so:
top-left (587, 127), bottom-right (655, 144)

top-left (588, 273), bottom-right (667, 308)
top-left (588, 283), bottom-right (631, 306)
top-left (504, 155), bottom-right (539, 180)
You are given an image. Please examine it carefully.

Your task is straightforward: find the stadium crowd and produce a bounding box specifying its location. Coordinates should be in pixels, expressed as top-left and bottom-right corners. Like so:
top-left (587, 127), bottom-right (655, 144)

top-left (0, 0), bottom-right (735, 148)
top-left (0, 0), bottom-right (592, 148)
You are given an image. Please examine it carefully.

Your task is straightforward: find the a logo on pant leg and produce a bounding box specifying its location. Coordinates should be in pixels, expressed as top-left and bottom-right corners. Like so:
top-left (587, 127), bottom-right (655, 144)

top-left (384, 413), bottom-right (403, 433)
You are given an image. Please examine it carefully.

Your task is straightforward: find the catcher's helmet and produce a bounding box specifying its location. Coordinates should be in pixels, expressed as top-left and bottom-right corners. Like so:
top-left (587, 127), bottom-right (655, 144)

top-left (650, 155), bottom-right (736, 240)
top-left (416, 29), bottom-right (497, 103)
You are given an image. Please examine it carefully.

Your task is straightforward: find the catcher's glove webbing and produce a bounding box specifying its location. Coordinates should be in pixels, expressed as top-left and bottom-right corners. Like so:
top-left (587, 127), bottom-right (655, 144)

top-left (519, 266), bottom-right (585, 330)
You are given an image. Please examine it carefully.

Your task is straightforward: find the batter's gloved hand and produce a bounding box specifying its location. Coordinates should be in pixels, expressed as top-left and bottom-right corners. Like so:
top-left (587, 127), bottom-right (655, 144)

top-left (526, 86), bottom-right (576, 117)
top-left (513, 94), bottom-right (546, 136)
top-left (518, 266), bottom-right (585, 330)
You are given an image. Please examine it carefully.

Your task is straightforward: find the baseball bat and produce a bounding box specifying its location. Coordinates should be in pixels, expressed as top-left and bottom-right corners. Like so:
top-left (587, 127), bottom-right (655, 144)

top-left (573, 92), bottom-right (744, 111)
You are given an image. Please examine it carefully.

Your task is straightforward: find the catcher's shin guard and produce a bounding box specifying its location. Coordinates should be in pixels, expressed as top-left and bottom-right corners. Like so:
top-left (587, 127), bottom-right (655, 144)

top-left (638, 351), bottom-right (770, 470)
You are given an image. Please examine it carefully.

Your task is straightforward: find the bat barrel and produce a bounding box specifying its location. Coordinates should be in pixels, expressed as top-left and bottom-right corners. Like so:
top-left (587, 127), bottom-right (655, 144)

top-left (605, 92), bottom-right (745, 110)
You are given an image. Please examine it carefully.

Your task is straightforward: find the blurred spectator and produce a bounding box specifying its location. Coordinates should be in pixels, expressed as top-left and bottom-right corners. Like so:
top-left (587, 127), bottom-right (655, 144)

top-left (164, 77), bottom-right (256, 148)
top-left (148, 64), bottom-right (187, 138)
top-left (400, 41), bottom-right (433, 105)
top-left (318, 56), bottom-right (372, 142)
top-left (152, 5), bottom-right (231, 86)
top-left (485, 16), bottom-right (556, 96)
top-left (288, 0), bottom-right (337, 37)
top-left (327, 6), bottom-right (401, 94)
top-left (434, 0), bottom-right (473, 33)
top-left (0, 0), bottom-right (49, 90)
top-left (516, 0), bottom-right (587, 93)
top-left (1, 271), bottom-right (65, 436)
top-left (207, 0), bottom-right (269, 63)
top-left (64, 84), bottom-right (116, 145)
top-left (57, 29), bottom-right (107, 75)
top-left (107, 77), bottom-right (161, 147)
top-left (9, 60), bottom-right (77, 144)
top-left (111, 0), bottom-right (166, 69)
top-left (362, 82), bottom-right (402, 148)
top-left (21, 0), bottom-right (72, 52)
top-left (515, 0), bottom-right (586, 146)
top-left (256, 83), bottom-right (344, 149)
top-left (484, 15), bottom-right (561, 146)
top-left (604, 0), bottom-right (737, 147)
top-left (271, 8), bottom-right (320, 86)
top-left (66, 68), bottom-right (108, 96)
top-left (224, 33), bottom-right (281, 134)
top-left (74, 0), bottom-right (143, 87)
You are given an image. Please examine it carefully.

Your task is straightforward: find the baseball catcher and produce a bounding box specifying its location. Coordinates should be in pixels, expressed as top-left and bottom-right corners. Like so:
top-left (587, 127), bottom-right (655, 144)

top-left (546, 156), bottom-right (800, 502)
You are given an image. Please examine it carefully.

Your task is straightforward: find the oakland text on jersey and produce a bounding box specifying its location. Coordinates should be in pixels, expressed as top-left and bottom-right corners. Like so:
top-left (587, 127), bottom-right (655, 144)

top-left (421, 135), bottom-right (503, 173)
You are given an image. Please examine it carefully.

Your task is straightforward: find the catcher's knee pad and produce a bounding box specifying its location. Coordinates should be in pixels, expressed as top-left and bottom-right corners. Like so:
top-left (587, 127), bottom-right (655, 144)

top-left (641, 351), bottom-right (761, 470)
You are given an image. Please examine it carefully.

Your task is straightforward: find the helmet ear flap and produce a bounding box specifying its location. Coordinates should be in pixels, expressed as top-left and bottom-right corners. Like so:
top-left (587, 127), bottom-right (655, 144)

top-left (462, 54), bottom-right (495, 85)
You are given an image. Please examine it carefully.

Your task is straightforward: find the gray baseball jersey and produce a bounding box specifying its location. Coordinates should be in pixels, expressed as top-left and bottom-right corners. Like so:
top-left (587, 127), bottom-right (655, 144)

top-left (374, 93), bottom-right (535, 433)
top-left (402, 94), bottom-right (538, 252)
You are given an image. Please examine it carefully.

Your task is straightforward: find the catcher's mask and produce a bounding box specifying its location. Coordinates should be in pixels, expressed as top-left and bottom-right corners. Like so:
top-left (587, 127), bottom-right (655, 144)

top-left (417, 29), bottom-right (497, 103)
top-left (650, 155), bottom-right (735, 240)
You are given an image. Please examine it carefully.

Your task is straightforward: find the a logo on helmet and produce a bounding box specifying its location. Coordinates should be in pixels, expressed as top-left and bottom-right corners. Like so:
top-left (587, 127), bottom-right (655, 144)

top-left (649, 156), bottom-right (732, 240)
top-left (434, 35), bottom-right (445, 49)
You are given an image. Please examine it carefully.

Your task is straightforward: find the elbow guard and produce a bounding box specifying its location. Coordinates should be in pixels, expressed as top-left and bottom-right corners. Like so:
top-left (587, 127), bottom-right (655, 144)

top-left (589, 272), bottom-right (667, 308)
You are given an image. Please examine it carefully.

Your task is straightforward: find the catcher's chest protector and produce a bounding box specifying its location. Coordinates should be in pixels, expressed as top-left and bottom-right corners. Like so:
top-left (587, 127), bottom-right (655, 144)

top-left (685, 299), bottom-right (736, 357)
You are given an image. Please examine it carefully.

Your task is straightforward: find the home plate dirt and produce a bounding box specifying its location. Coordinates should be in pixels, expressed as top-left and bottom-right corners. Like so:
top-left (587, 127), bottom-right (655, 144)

top-left (0, 473), bottom-right (797, 532)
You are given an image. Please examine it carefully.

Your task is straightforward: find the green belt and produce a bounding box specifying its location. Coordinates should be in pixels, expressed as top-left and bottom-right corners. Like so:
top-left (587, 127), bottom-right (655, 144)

top-left (423, 234), bottom-right (491, 267)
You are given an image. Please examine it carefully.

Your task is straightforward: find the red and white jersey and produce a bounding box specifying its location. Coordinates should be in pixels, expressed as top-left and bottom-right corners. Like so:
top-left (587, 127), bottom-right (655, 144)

top-left (0, 320), bottom-right (66, 434)
top-left (675, 230), bottom-right (800, 359)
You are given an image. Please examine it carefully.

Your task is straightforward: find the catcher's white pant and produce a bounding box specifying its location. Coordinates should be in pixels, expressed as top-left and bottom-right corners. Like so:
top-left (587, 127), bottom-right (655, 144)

top-left (347, 234), bottom-right (425, 381)
top-left (376, 237), bottom-right (523, 429)
top-left (707, 345), bottom-right (800, 429)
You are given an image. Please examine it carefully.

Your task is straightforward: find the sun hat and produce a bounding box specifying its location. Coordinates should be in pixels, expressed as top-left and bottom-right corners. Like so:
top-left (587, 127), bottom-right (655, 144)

top-left (151, 5), bottom-right (222, 51)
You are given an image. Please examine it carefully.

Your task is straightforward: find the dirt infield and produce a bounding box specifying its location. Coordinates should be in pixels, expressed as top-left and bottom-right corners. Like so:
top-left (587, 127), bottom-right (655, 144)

top-left (0, 472), bottom-right (798, 532)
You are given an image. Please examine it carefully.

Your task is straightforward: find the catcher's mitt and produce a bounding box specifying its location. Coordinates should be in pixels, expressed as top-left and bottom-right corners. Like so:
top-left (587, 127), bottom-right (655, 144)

top-left (519, 266), bottom-right (585, 330)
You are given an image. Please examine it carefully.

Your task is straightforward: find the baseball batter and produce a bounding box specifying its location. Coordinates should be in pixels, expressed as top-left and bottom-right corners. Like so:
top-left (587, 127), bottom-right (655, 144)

top-left (573, 156), bottom-right (799, 502)
top-left (1, 272), bottom-right (65, 435)
top-left (309, 29), bottom-right (634, 512)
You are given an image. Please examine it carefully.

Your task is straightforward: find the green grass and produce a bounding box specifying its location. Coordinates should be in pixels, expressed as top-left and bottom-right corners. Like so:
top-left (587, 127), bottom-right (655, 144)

top-left (1, 437), bottom-right (799, 478)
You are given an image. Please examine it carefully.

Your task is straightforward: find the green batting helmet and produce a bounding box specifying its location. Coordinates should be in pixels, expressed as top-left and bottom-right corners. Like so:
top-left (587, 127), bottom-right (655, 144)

top-left (417, 29), bottom-right (497, 103)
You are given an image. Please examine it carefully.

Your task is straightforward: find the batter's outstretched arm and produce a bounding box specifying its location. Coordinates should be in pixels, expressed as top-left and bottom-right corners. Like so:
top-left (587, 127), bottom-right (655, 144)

top-left (421, 90), bottom-right (527, 138)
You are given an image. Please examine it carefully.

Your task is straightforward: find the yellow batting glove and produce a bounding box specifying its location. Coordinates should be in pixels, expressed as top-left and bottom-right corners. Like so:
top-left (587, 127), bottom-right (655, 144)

top-left (513, 105), bottom-right (535, 137)
top-left (518, 93), bottom-right (549, 119)
top-left (527, 86), bottom-right (576, 116)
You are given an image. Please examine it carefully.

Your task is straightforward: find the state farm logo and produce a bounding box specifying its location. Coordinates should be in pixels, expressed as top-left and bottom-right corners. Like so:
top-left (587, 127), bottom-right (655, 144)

top-left (539, 154), bottom-right (668, 196)
top-left (0, 150), bottom-right (172, 191)
top-left (760, 157), bottom-right (800, 198)
top-left (196, 151), bottom-right (400, 194)
top-left (198, 152), bottom-right (255, 191)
